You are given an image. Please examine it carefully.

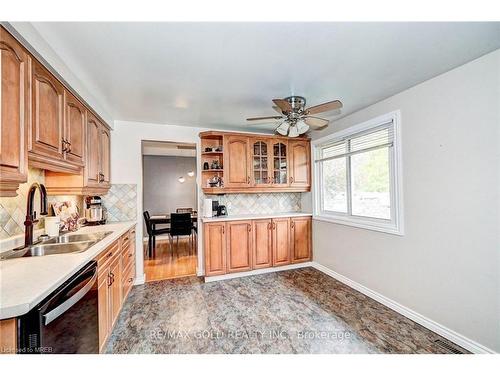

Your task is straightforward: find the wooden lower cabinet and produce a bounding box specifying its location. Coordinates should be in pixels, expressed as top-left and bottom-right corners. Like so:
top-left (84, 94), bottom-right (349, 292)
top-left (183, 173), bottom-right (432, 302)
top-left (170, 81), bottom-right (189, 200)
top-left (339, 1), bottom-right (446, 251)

top-left (252, 219), bottom-right (273, 269)
top-left (204, 222), bottom-right (227, 276)
top-left (226, 220), bottom-right (252, 273)
top-left (272, 217), bottom-right (291, 266)
top-left (97, 273), bottom-right (110, 352)
top-left (204, 216), bottom-right (311, 277)
top-left (0, 318), bottom-right (17, 354)
top-left (96, 226), bottom-right (136, 352)
top-left (291, 217), bottom-right (312, 263)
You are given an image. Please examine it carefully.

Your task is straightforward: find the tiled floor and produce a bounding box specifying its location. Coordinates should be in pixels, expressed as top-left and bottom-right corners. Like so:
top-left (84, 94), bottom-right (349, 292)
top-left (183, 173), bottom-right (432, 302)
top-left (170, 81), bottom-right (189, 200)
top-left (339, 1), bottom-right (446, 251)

top-left (106, 267), bottom-right (467, 354)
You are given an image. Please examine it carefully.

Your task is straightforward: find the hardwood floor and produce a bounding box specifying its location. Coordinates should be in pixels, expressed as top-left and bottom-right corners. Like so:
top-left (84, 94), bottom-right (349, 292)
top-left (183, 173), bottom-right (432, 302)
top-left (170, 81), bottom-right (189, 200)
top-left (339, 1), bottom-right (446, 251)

top-left (143, 237), bottom-right (197, 282)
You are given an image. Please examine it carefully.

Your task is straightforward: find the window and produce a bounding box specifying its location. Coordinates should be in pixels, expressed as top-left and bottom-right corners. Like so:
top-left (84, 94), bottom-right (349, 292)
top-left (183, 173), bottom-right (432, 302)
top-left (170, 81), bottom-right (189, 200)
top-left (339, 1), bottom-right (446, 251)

top-left (313, 111), bottom-right (404, 235)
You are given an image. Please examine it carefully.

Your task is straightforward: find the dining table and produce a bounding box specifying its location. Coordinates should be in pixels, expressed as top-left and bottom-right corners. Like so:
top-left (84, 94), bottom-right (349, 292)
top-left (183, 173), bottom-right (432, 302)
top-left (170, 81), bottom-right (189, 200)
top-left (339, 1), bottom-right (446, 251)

top-left (149, 213), bottom-right (198, 230)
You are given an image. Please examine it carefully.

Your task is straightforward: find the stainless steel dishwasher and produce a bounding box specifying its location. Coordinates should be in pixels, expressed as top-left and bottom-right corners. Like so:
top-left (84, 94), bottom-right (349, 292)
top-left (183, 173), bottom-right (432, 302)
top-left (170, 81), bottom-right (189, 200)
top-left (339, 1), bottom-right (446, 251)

top-left (18, 261), bottom-right (99, 354)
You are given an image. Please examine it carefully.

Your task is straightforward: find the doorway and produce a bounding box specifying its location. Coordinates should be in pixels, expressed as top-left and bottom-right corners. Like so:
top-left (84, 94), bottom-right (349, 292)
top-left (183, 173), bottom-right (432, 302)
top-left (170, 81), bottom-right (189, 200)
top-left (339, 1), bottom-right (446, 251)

top-left (141, 140), bottom-right (198, 282)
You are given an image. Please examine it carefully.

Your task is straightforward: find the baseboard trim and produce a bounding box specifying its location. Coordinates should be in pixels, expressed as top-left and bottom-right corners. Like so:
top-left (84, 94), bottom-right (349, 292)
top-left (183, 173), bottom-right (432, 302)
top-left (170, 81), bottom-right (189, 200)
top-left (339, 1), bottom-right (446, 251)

top-left (204, 262), bottom-right (313, 283)
top-left (311, 262), bottom-right (496, 354)
top-left (134, 273), bottom-right (146, 285)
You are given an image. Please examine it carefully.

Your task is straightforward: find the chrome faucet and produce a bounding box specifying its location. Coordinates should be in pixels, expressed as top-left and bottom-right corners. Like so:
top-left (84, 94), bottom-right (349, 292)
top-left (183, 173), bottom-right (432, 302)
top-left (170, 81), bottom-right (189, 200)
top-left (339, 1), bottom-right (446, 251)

top-left (24, 183), bottom-right (48, 247)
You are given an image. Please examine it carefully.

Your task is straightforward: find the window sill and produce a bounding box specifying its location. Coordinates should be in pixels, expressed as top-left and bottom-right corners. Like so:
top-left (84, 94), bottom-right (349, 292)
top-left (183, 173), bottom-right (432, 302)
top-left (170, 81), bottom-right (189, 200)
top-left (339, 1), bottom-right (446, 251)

top-left (313, 214), bottom-right (404, 236)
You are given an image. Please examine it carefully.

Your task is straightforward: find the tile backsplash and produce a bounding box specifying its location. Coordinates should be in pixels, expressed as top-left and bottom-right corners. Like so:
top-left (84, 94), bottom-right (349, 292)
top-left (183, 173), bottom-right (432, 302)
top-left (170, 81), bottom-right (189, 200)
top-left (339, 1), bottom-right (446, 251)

top-left (102, 184), bottom-right (137, 222)
top-left (204, 192), bottom-right (302, 215)
top-left (0, 168), bottom-right (45, 239)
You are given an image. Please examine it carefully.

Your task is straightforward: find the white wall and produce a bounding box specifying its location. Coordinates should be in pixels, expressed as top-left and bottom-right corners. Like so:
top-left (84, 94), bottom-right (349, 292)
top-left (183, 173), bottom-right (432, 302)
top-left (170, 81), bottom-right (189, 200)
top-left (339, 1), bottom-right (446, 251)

top-left (7, 22), bottom-right (114, 126)
top-left (311, 50), bottom-right (500, 352)
top-left (111, 121), bottom-right (206, 281)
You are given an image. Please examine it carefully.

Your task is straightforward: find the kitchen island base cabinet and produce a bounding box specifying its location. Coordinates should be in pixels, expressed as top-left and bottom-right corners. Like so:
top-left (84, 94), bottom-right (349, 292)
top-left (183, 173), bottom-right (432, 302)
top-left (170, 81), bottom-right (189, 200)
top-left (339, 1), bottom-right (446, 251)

top-left (0, 318), bottom-right (17, 354)
top-left (203, 216), bottom-right (311, 278)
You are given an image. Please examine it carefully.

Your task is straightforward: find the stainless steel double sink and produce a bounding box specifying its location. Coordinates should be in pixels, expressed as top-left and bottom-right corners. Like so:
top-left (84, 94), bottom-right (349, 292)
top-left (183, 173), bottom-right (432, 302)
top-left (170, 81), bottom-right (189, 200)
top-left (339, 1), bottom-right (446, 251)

top-left (0, 231), bottom-right (113, 260)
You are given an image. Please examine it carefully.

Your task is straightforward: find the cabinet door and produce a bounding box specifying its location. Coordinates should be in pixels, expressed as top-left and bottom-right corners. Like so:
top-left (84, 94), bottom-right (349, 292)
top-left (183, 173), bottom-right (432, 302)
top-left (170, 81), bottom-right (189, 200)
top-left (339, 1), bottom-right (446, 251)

top-left (272, 217), bottom-right (291, 266)
top-left (252, 219), bottom-right (272, 269)
top-left (97, 273), bottom-right (110, 352)
top-left (86, 113), bottom-right (101, 187)
top-left (0, 28), bottom-right (29, 195)
top-left (291, 217), bottom-right (312, 263)
top-left (224, 135), bottom-right (251, 187)
top-left (63, 90), bottom-right (85, 166)
top-left (289, 140), bottom-right (310, 188)
top-left (30, 59), bottom-right (64, 160)
top-left (109, 256), bottom-right (122, 327)
top-left (270, 140), bottom-right (289, 187)
top-left (226, 220), bottom-right (252, 273)
top-left (100, 125), bottom-right (111, 185)
top-left (250, 138), bottom-right (271, 186)
top-left (204, 223), bottom-right (227, 276)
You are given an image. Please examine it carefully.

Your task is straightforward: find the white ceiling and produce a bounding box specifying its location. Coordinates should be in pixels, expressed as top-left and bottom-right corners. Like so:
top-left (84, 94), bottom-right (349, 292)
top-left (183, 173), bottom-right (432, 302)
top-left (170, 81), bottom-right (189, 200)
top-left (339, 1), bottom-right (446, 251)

top-left (30, 22), bottom-right (500, 132)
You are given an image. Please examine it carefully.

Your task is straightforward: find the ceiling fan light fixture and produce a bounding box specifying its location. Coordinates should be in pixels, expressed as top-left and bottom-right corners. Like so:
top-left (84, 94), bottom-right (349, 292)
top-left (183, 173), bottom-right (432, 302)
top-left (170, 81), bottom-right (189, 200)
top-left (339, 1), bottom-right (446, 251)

top-left (276, 122), bottom-right (289, 136)
top-left (178, 176), bottom-right (185, 183)
top-left (187, 170), bottom-right (195, 177)
top-left (296, 120), bottom-right (309, 135)
top-left (288, 125), bottom-right (299, 138)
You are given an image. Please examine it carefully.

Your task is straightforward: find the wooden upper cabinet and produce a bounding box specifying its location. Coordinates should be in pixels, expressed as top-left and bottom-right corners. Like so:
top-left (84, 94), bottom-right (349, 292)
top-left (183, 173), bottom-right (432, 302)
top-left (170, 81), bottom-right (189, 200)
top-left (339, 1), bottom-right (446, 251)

top-left (226, 220), bottom-right (253, 273)
top-left (0, 28), bottom-right (29, 196)
top-left (224, 135), bottom-right (251, 187)
top-left (86, 113), bottom-right (101, 187)
top-left (291, 216), bottom-right (312, 263)
top-left (100, 125), bottom-right (111, 185)
top-left (272, 217), bottom-right (291, 266)
top-left (63, 90), bottom-right (86, 166)
top-left (250, 138), bottom-right (271, 186)
top-left (204, 222), bottom-right (227, 276)
top-left (252, 219), bottom-right (273, 269)
top-left (30, 59), bottom-right (64, 161)
top-left (289, 140), bottom-right (310, 188)
top-left (270, 139), bottom-right (289, 187)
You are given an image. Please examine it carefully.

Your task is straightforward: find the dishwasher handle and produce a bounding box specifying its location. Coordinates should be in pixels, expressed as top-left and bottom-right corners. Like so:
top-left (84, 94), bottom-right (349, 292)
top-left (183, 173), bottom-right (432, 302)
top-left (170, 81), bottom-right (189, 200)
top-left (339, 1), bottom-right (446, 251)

top-left (42, 268), bottom-right (97, 325)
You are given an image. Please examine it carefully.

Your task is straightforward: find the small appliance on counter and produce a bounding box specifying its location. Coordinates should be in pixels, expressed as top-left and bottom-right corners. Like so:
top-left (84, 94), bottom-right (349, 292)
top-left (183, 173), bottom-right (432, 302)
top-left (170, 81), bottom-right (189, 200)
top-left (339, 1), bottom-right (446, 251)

top-left (84, 196), bottom-right (107, 225)
top-left (203, 198), bottom-right (213, 218)
top-left (216, 205), bottom-right (227, 216)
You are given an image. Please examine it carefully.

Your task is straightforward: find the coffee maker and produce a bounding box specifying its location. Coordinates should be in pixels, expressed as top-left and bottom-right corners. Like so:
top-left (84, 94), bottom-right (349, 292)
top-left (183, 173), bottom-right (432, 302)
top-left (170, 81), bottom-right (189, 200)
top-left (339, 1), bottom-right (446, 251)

top-left (84, 196), bottom-right (107, 225)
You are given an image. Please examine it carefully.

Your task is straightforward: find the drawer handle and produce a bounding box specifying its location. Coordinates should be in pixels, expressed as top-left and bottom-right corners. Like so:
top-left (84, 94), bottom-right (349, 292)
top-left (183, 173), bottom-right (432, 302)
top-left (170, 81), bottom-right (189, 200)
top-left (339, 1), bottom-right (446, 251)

top-left (128, 252), bottom-right (133, 258)
top-left (128, 277), bottom-right (133, 283)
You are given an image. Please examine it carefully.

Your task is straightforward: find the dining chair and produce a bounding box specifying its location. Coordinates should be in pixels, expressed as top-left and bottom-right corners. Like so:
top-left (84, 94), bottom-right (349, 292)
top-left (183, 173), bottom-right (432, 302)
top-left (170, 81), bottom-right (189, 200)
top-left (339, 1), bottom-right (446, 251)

top-left (169, 213), bottom-right (195, 255)
top-left (143, 211), bottom-right (170, 258)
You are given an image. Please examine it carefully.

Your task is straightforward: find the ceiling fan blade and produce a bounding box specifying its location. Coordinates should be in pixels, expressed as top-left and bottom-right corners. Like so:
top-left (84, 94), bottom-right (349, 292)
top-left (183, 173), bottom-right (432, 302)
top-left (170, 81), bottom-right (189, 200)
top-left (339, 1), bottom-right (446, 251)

top-left (246, 116), bottom-right (283, 122)
top-left (272, 99), bottom-right (292, 113)
top-left (272, 105), bottom-right (283, 114)
top-left (304, 116), bottom-right (329, 130)
top-left (306, 100), bottom-right (342, 115)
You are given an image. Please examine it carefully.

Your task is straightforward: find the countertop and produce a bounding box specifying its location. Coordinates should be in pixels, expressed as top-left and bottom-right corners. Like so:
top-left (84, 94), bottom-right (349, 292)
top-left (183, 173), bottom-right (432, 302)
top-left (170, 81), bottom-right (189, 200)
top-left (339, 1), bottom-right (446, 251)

top-left (201, 212), bottom-right (312, 223)
top-left (0, 221), bottom-right (136, 320)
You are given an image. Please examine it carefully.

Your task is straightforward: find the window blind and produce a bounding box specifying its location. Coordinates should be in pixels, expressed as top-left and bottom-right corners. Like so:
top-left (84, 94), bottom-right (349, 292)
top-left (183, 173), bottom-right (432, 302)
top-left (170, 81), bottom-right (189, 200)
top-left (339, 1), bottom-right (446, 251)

top-left (316, 121), bottom-right (394, 162)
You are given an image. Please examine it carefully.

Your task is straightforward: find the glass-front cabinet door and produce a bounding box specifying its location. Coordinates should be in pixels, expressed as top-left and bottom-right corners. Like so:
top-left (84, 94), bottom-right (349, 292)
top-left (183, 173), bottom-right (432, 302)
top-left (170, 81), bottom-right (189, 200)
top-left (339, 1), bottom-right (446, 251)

top-left (252, 140), bottom-right (270, 185)
top-left (271, 140), bottom-right (288, 186)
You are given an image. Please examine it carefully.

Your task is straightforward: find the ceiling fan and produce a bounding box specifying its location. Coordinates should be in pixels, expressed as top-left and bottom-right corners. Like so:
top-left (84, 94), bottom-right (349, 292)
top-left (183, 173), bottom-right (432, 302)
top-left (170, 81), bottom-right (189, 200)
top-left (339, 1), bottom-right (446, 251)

top-left (246, 96), bottom-right (343, 137)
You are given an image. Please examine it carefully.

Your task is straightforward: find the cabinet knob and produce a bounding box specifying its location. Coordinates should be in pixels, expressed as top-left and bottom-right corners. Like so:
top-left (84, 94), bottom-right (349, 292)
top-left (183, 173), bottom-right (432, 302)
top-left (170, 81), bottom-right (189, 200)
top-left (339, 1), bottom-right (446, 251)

top-left (247, 176), bottom-right (250, 184)
top-left (290, 177), bottom-right (294, 183)
top-left (291, 221), bottom-right (295, 229)
top-left (248, 224), bottom-right (251, 232)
